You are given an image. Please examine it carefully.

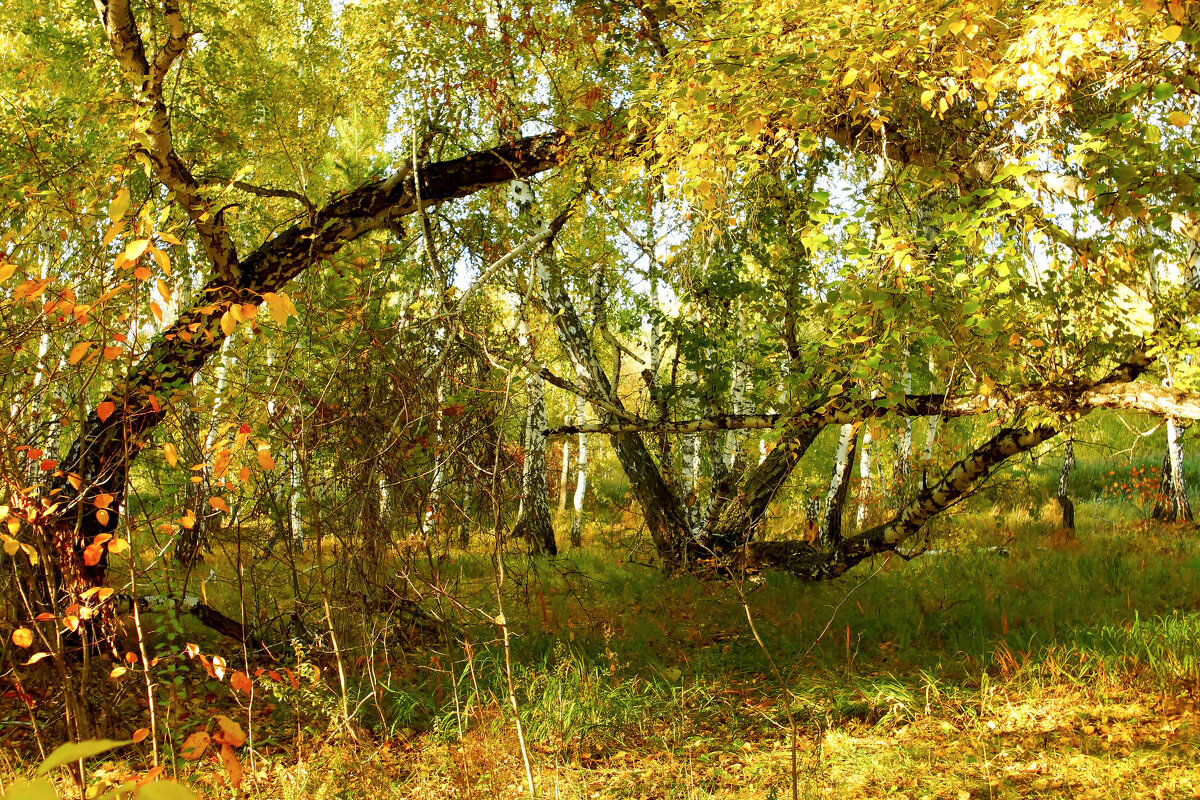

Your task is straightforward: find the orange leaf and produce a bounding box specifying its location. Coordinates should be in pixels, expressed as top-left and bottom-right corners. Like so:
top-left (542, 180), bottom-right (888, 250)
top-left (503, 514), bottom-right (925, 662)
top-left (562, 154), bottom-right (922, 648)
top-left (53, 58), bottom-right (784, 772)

top-left (148, 394), bottom-right (160, 413)
top-left (213, 448), bottom-right (232, 479)
top-left (132, 727), bottom-right (150, 744)
top-left (102, 346), bottom-right (123, 360)
top-left (149, 301), bottom-right (163, 322)
top-left (230, 671), bottom-right (254, 694)
top-left (133, 265), bottom-right (151, 281)
top-left (179, 731), bottom-right (210, 761)
top-left (83, 544), bottom-right (104, 566)
top-left (238, 465), bottom-right (250, 482)
top-left (11, 628), bottom-right (33, 648)
top-left (94, 494), bottom-right (115, 509)
top-left (220, 743), bottom-right (243, 789)
top-left (97, 401), bottom-right (116, 422)
top-left (94, 509), bottom-right (110, 527)
top-left (69, 341), bottom-right (93, 365)
top-left (256, 445), bottom-right (275, 471)
top-left (209, 496), bottom-right (231, 514)
top-left (136, 765), bottom-right (165, 788)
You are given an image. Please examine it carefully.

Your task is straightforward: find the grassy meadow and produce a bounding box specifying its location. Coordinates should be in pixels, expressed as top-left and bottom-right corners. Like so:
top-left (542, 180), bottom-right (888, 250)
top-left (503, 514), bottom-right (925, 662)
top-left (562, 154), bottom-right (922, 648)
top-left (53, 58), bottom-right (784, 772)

top-left (2, 414), bottom-right (1200, 799)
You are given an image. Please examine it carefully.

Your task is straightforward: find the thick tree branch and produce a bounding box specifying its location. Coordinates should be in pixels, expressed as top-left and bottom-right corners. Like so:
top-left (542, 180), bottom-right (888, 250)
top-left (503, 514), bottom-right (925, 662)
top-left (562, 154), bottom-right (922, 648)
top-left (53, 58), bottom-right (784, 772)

top-left (46, 132), bottom-right (565, 593)
top-left (94, 0), bottom-right (241, 280)
top-left (736, 424), bottom-right (1058, 580)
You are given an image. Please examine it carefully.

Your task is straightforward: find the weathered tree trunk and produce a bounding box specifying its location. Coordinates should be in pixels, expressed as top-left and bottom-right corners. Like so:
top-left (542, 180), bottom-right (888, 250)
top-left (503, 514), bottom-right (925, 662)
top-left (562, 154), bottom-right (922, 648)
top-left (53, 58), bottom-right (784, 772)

top-left (701, 423), bottom-right (823, 554)
top-left (722, 304), bottom-right (749, 472)
top-left (1152, 417), bottom-right (1193, 522)
top-left (821, 423), bottom-right (860, 547)
top-left (924, 354), bottom-right (941, 464)
top-left (893, 344), bottom-right (913, 495)
top-left (1057, 426), bottom-right (1076, 536)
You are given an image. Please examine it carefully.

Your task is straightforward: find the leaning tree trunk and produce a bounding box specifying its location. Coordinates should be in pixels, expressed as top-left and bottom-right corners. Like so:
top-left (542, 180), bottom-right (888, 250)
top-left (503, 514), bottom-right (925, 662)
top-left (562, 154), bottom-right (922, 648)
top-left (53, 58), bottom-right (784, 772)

top-left (536, 267), bottom-right (692, 565)
top-left (822, 423), bottom-right (860, 548)
top-left (35, 132), bottom-right (562, 607)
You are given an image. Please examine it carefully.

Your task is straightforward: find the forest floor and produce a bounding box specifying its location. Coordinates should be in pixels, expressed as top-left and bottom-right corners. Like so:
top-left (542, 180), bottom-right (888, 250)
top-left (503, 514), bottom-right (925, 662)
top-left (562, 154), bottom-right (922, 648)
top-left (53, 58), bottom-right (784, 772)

top-left (3, 507), bottom-right (1200, 799)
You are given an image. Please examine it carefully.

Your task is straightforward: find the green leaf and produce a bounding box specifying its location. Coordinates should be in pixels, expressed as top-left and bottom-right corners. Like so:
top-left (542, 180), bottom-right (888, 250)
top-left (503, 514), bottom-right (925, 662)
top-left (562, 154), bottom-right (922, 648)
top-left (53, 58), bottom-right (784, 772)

top-left (37, 740), bottom-right (132, 775)
top-left (1, 778), bottom-right (58, 800)
top-left (135, 782), bottom-right (199, 800)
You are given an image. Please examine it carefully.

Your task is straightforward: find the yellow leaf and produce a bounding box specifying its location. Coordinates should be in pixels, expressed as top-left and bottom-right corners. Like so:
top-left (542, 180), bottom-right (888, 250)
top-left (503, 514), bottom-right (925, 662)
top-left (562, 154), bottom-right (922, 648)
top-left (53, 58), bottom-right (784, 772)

top-left (920, 88), bottom-right (936, 109)
top-left (0, 260), bottom-right (16, 284)
top-left (261, 291), bottom-right (295, 325)
top-left (163, 442), bottom-right (178, 467)
top-left (948, 18), bottom-right (966, 34)
top-left (180, 511), bottom-right (196, 529)
top-left (1162, 25), bottom-right (1182, 42)
top-left (150, 245), bottom-right (172, 276)
top-left (107, 538), bottom-right (129, 554)
top-left (1168, 111), bottom-right (1190, 126)
top-left (124, 239), bottom-right (150, 261)
top-left (150, 301), bottom-right (163, 322)
top-left (109, 188), bottom-right (131, 222)
top-left (841, 67), bottom-right (859, 87)
top-left (220, 310), bottom-right (237, 336)
top-left (110, 665), bottom-right (128, 678)
top-left (156, 278), bottom-right (171, 304)
top-left (216, 715), bottom-right (246, 746)
top-left (69, 341), bottom-right (93, 365)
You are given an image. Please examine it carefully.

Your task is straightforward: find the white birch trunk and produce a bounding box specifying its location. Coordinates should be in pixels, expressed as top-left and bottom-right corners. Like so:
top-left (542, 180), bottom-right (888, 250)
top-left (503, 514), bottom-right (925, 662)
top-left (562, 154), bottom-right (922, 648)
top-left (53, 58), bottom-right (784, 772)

top-left (290, 406), bottom-right (305, 553)
top-left (558, 409), bottom-right (572, 512)
top-left (723, 305), bottom-right (748, 471)
top-left (821, 422), bottom-right (859, 547)
top-left (571, 394), bottom-right (588, 548)
top-left (924, 354), bottom-right (941, 465)
top-left (856, 424), bottom-right (874, 527)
